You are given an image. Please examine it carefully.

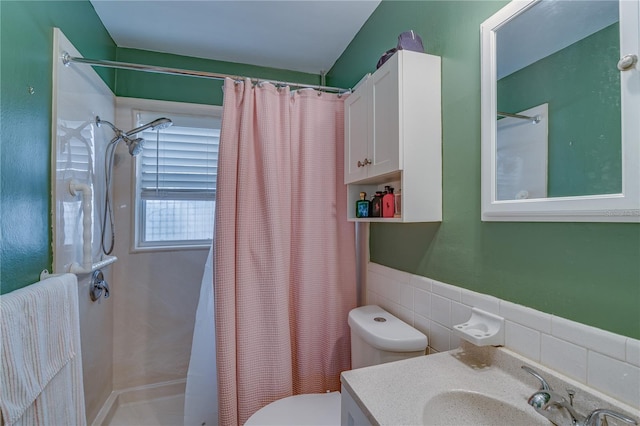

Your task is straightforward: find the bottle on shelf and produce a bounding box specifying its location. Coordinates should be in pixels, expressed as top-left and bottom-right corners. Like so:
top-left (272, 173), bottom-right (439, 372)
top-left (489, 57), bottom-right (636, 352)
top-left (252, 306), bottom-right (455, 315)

top-left (371, 192), bottom-right (384, 217)
top-left (356, 192), bottom-right (370, 218)
top-left (394, 188), bottom-right (402, 218)
top-left (382, 186), bottom-right (395, 218)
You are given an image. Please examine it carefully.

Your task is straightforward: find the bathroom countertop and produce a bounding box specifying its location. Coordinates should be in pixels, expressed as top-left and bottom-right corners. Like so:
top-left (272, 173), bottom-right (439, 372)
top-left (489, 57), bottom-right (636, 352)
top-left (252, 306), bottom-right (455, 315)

top-left (340, 343), bottom-right (640, 426)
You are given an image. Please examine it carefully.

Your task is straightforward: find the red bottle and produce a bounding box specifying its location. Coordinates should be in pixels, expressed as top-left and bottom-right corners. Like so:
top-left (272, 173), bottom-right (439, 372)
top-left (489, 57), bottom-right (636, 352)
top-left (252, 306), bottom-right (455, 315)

top-left (382, 186), bottom-right (395, 218)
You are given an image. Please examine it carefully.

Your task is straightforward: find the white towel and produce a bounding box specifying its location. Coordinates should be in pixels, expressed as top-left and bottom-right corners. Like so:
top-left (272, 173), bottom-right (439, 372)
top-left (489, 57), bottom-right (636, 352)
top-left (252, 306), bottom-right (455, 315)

top-left (0, 274), bottom-right (86, 426)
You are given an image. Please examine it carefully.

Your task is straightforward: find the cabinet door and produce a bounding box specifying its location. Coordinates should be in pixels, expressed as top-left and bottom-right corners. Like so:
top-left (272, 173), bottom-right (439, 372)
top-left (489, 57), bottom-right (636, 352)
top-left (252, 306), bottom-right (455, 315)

top-left (344, 85), bottom-right (370, 184)
top-left (369, 57), bottom-right (400, 177)
top-left (341, 386), bottom-right (373, 426)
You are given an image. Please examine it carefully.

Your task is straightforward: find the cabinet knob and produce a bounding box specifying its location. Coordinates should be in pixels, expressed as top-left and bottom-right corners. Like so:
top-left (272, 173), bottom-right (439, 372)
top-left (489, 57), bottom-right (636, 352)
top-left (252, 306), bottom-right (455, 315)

top-left (618, 54), bottom-right (638, 71)
top-left (357, 158), bottom-right (372, 168)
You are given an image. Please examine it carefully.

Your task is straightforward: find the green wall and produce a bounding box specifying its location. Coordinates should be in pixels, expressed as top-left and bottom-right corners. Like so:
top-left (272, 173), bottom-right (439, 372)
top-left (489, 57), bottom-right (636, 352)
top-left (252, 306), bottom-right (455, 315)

top-left (115, 48), bottom-right (320, 106)
top-left (0, 0), bottom-right (319, 294)
top-left (328, 1), bottom-right (640, 339)
top-left (2, 0), bottom-right (638, 338)
top-left (498, 23), bottom-right (621, 197)
top-left (1, 1), bottom-right (116, 294)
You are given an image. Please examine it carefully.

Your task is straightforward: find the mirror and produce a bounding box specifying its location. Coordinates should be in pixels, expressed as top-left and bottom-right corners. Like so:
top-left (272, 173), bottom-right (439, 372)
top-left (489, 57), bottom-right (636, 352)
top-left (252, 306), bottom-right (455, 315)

top-left (481, 0), bottom-right (639, 222)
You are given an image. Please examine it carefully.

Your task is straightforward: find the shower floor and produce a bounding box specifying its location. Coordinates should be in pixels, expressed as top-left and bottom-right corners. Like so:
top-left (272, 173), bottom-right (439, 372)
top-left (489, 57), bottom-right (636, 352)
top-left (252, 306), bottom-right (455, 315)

top-left (107, 393), bottom-right (185, 426)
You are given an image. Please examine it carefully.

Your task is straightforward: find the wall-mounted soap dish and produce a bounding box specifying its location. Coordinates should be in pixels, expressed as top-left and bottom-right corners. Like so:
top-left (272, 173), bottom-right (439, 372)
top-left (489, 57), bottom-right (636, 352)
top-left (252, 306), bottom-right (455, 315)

top-left (452, 308), bottom-right (504, 346)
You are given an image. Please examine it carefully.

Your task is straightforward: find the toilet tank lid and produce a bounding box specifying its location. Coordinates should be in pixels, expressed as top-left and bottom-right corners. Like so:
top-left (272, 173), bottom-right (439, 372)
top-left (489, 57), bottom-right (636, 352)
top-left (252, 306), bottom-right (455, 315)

top-left (348, 305), bottom-right (428, 352)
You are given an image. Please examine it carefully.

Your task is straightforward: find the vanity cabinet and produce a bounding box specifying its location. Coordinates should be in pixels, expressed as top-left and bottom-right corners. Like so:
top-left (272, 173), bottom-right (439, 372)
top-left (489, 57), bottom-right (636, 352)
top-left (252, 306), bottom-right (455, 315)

top-left (341, 385), bottom-right (373, 426)
top-left (344, 50), bottom-right (442, 222)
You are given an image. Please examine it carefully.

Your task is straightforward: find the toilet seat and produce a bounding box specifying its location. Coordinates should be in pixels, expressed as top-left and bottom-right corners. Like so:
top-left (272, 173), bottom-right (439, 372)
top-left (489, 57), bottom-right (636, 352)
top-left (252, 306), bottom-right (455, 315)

top-left (244, 391), bottom-right (341, 425)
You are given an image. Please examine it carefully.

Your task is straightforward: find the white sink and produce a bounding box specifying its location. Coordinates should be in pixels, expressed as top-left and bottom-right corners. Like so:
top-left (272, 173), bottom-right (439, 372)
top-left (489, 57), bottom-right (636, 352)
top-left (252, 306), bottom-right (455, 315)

top-left (423, 390), bottom-right (548, 425)
top-left (341, 344), bottom-right (639, 426)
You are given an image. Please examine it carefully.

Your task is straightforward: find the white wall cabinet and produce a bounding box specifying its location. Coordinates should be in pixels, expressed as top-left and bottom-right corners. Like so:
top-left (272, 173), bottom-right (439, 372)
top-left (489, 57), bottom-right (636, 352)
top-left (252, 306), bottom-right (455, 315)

top-left (344, 50), bottom-right (442, 222)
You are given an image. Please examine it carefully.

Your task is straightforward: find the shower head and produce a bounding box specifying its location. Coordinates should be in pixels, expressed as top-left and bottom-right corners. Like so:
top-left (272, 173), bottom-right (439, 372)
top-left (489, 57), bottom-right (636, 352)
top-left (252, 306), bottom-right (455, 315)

top-left (126, 117), bottom-right (173, 136)
top-left (126, 137), bottom-right (144, 157)
top-left (96, 115), bottom-right (172, 157)
top-left (121, 117), bottom-right (172, 156)
top-left (96, 116), bottom-right (141, 157)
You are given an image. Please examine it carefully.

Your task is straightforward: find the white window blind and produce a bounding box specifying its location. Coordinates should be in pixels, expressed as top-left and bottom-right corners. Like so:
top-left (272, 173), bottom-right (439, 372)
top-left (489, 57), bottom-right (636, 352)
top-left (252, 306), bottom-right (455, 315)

top-left (135, 111), bottom-right (220, 246)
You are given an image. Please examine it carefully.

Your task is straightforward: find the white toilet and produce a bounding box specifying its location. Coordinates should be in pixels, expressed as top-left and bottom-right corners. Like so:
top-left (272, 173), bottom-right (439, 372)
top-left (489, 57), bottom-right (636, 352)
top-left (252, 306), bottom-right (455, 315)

top-left (245, 305), bottom-right (428, 425)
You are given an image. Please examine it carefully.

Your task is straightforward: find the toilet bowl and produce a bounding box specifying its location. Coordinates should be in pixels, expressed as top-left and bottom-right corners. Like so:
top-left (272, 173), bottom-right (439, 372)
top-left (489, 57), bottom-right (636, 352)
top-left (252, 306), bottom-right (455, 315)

top-left (244, 392), bottom-right (341, 426)
top-left (244, 305), bottom-right (428, 425)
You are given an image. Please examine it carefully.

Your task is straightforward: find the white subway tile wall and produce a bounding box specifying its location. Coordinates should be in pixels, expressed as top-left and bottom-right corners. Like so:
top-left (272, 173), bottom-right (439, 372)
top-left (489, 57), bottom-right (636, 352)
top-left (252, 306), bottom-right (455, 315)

top-left (505, 321), bottom-right (541, 362)
top-left (628, 339), bottom-right (640, 368)
top-left (540, 334), bottom-right (588, 383)
top-left (366, 262), bottom-right (640, 408)
top-left (588, 351), bottom-right (640, 407)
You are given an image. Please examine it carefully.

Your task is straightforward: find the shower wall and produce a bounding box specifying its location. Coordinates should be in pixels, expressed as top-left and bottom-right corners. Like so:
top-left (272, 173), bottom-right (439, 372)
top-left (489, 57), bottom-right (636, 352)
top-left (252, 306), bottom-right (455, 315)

top-left (53, 29), bottom-right (209, 420)
top-left (109, 97), bottom-right (211, 391)
top-left (52, 28), bottom-right (115, 423)
top-left (496, 103), bottom-right (548, 200)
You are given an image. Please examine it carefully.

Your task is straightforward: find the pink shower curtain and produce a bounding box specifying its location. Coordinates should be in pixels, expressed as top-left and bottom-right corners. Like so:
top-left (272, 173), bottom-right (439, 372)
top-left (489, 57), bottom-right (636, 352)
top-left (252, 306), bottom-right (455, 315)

top-left (214, 78), bottom-right (356, 425)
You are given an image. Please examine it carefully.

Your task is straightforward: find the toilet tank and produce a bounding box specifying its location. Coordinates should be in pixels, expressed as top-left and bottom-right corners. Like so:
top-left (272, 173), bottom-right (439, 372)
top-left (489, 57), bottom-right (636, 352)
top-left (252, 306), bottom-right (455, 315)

top-left (348, 305), bottom-right (428, 369)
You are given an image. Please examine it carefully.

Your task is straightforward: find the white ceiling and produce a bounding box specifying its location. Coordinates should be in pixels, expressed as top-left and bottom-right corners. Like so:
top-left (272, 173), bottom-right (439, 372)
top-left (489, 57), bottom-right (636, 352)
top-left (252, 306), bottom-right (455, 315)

top-left (90, 0), bottom-right (381, 74)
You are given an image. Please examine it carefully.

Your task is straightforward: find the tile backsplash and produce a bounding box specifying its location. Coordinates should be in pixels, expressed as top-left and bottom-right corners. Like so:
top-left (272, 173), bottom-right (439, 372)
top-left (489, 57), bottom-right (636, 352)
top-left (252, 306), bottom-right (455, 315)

top-left (366, 262), bottom-right (640, 409)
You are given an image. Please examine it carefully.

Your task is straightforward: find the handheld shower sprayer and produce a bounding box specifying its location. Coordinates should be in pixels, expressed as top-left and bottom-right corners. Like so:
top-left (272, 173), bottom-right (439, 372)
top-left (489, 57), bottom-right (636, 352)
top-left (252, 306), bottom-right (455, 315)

top-left (95, 115), bottom-right (173, 255)
top-left (126, 117), bottom-right (173, 136)
top-left (122, 118), bottom-right (171, 156)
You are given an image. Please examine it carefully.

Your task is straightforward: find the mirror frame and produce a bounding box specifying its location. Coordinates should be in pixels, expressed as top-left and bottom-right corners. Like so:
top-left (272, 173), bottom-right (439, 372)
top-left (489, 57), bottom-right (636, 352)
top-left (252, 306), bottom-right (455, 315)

top-left (480, 0), bottom-right (640, 222)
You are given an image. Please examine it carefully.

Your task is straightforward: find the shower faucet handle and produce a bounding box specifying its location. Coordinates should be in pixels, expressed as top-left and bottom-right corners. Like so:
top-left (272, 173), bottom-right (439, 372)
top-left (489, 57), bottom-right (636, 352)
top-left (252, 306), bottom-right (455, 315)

top-left (102, 279), bottom-right (110, 299)
top-left (90, 269), bottom-right (110, 301)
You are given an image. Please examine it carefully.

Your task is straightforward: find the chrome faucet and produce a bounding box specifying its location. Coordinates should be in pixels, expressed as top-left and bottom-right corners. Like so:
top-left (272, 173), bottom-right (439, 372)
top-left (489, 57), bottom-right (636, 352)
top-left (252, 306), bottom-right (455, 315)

top-left (527, 388), bottom-right (584, 425)
top-left (522, 365), bottom-right (553, 390)
top-left (583, 409), bottom-right (638, 426)
top-left (522, 366), bottom-right (638, 426)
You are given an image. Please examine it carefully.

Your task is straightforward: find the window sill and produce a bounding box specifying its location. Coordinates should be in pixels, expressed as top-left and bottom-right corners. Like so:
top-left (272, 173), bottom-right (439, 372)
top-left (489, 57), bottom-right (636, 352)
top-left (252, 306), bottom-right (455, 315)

top-left (130, 242), bottom-right (212, 254)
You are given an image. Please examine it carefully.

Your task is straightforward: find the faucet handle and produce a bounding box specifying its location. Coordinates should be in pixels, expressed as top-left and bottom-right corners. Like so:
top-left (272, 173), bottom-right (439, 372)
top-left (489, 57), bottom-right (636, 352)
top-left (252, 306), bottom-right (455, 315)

top-left (522, 365), bottom-right (553, 390)
top-left (584, 409), bottom-right (637, 426)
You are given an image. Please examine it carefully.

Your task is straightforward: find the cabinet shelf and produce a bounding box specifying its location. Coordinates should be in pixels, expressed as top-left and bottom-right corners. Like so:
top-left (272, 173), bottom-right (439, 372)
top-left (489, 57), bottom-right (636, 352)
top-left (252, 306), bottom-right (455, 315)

top-left (351, 217), bottom-right (404, 223)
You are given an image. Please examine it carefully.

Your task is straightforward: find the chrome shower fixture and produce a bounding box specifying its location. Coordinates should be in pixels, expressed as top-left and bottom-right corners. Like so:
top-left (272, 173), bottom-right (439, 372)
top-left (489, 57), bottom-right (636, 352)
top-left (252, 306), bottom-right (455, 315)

top-left (95, 116), bottom-right (120, 134)
top-left (126, 117), bottom-right (173, 136)
top-left (95, 115), bottom-right (172, 157)
top-left (96, 115), bottom-right (173, 255)
top-left (95, 116), bottom-right (140, 156)
top-left (126, 137), bottom-right (145, 157)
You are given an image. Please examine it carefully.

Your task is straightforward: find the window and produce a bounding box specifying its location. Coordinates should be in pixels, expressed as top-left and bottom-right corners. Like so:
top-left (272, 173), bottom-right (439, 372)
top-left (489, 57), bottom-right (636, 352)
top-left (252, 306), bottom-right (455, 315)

top-left (134, 110), bottom-right (221, 249)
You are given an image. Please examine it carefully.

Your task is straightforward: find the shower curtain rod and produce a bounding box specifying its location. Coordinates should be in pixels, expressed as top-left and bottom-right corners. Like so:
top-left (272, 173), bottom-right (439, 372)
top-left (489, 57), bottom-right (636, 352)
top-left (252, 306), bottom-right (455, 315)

top-left (497, 111), bottom-right (541, 124)
top-left (61, 52), bottom-right (349, 94)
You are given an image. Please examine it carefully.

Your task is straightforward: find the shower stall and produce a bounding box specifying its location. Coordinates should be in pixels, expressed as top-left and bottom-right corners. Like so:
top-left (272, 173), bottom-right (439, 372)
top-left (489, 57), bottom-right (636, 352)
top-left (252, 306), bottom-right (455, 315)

top-left (52, 21), bottom-right (344, 424)
top-left (52, 28), bottom-right (210, 425)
